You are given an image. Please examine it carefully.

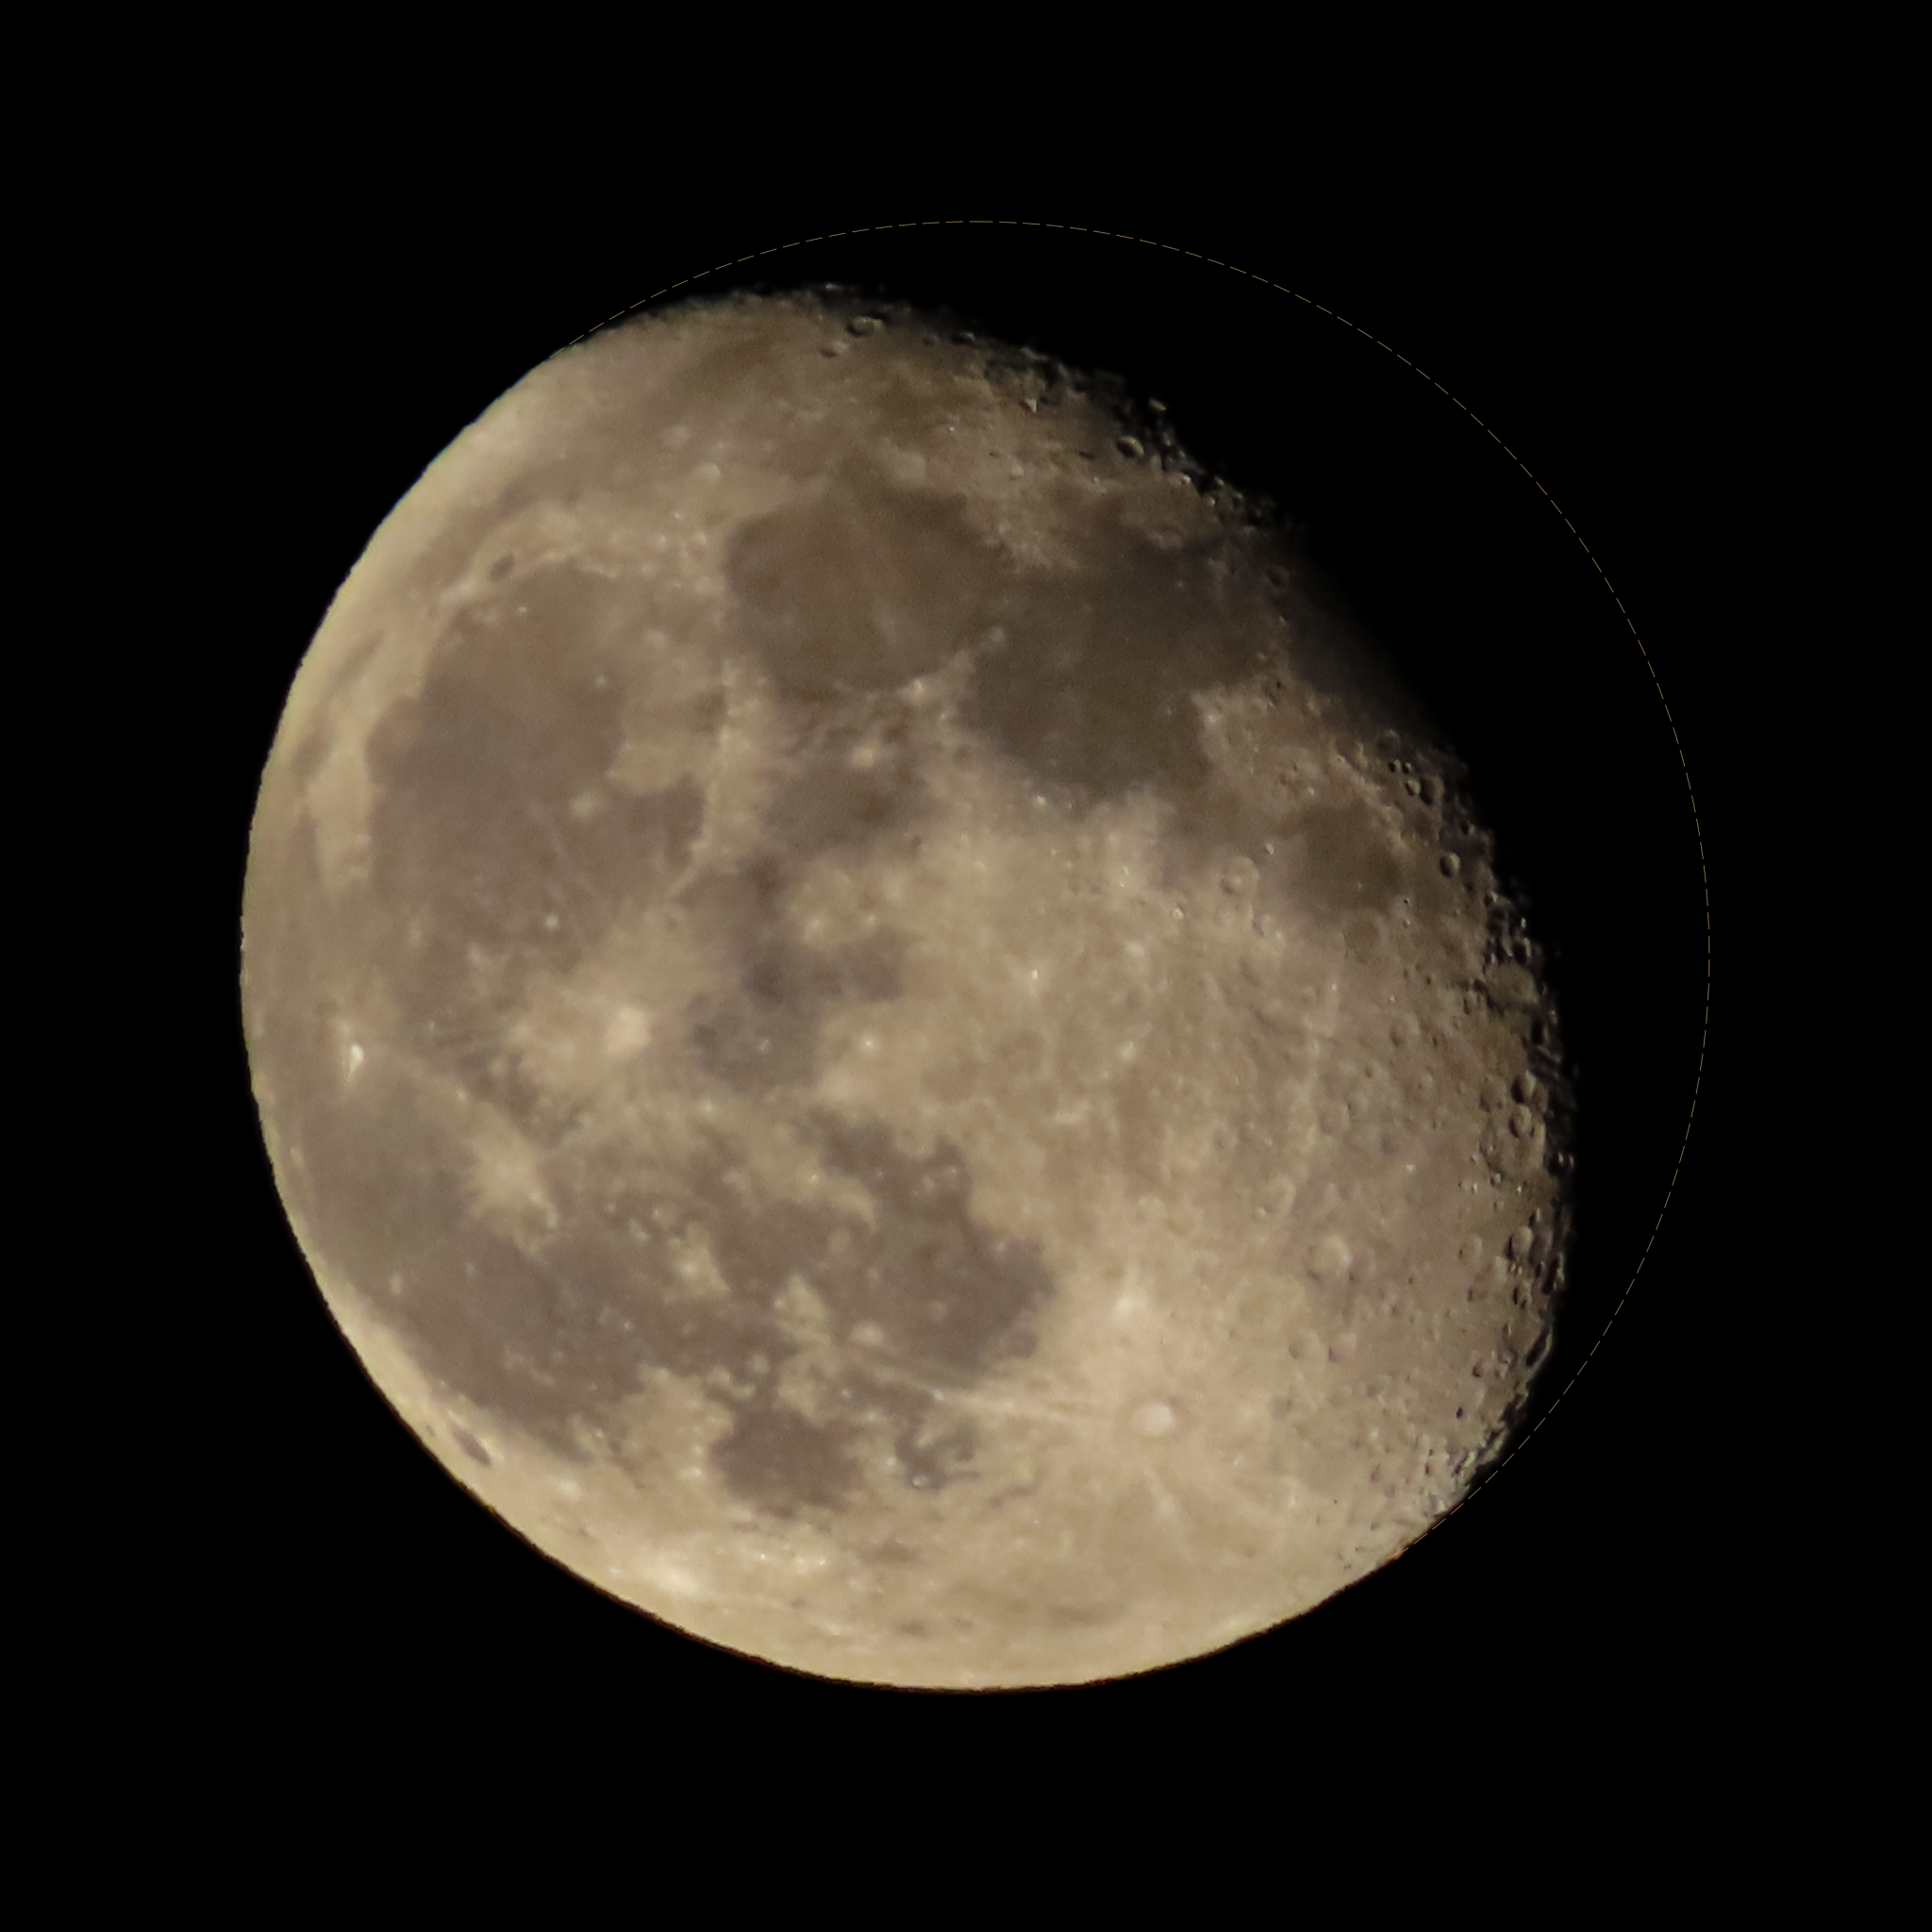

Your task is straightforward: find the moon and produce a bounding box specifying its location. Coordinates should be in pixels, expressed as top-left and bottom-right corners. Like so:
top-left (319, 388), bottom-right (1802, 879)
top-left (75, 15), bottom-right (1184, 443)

top-left (242, 284), bottom-right (1573, 1688)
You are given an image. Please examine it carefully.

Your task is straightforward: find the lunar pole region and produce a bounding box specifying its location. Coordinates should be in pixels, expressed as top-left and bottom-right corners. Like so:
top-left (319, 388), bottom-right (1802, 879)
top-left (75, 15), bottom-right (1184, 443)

top-left (242, 285), bottom-right (1575, 1688)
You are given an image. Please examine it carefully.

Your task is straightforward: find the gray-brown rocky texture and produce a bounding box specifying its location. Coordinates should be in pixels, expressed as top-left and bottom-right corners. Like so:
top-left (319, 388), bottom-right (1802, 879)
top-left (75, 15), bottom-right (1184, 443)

top-left (243, 289), bottom-right (1573, 1687)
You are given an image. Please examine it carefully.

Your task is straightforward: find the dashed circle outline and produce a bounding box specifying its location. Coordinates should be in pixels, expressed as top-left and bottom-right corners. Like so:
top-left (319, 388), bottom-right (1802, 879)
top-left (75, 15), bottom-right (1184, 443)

top-left (569, 218), bottom-right (1709, 1551)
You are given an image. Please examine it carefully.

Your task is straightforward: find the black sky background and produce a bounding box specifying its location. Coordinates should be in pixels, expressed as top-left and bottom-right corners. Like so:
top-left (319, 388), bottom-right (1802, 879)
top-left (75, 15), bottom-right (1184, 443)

top-left (100, 145), bottom-right (1824, 1800)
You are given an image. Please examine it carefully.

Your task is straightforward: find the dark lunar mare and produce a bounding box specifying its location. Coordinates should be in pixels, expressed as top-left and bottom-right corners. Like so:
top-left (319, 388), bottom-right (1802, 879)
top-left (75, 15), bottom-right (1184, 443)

top-left (549, 1118), bottom-right (1050, 1510)
top-left (252, 541), bottom-right (1057, 1514)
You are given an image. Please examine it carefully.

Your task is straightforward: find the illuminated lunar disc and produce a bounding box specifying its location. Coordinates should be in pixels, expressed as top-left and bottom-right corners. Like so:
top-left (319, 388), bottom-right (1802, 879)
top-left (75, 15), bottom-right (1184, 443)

top-left (242, 288), bottom-right (1574, 1688)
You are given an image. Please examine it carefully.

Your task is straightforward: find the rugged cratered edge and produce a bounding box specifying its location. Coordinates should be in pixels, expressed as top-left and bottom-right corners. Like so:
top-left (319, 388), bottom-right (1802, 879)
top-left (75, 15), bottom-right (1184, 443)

top-left (243, 288), bottom-right (1574, 1688)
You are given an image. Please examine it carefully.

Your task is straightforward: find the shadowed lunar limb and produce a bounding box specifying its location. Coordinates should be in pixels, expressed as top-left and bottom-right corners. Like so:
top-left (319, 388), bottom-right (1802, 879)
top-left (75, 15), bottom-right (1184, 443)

top-left (243, 287), bottom-right (1574, 1688)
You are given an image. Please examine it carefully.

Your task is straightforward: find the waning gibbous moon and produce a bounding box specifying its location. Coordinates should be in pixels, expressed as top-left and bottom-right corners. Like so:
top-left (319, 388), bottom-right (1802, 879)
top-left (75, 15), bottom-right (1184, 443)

top-left (242, 284), bottom-right (1574, 1689)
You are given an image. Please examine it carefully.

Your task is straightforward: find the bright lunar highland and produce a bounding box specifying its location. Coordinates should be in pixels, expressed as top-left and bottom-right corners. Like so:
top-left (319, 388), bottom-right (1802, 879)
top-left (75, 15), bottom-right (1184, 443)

top-left (242, 288), bottom-right (1574, 1687)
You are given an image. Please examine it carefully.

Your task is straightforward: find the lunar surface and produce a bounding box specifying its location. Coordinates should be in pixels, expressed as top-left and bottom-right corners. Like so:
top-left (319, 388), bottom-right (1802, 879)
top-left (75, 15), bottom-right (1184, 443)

top-left (242, 286), bottom-right (1573, 1687)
